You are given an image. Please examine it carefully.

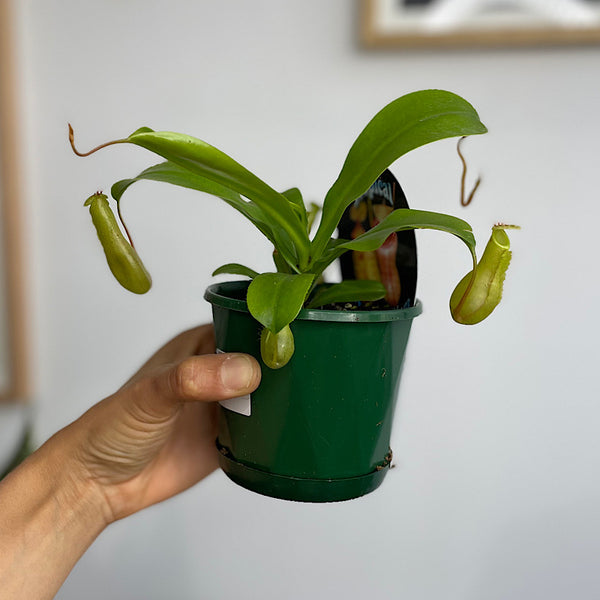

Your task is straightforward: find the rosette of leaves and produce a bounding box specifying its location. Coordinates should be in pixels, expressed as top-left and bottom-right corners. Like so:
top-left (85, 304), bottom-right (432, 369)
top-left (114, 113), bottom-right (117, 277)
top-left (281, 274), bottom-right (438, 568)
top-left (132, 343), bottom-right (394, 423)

top-left (71, 89), bottom-right (515, 369)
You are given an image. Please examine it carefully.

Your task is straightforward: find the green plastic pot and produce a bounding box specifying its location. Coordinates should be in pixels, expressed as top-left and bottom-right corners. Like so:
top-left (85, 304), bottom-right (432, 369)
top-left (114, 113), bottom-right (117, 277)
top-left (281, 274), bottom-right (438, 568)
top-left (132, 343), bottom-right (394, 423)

top-left (205, 281), bottom-right (422, 503)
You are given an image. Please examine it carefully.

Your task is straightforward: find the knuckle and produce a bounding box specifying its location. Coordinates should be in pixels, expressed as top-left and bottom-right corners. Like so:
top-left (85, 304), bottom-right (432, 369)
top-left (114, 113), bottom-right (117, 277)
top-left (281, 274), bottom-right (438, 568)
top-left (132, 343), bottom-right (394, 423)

top-left (170, 356), bottom-right (217, 400)
top-left (171, 358), bottom-right (199, 399)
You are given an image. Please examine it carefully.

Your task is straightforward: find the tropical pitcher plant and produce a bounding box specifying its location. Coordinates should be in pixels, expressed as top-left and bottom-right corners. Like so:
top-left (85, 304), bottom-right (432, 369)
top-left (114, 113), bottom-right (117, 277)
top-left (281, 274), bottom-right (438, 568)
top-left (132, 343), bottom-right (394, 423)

top-left (70, 89), bottom-right (518, 368)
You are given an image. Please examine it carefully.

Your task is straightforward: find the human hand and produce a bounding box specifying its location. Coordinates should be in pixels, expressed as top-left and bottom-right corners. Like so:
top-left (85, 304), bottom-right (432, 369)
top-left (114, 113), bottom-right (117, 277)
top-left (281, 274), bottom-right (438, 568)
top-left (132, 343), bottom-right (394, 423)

top-left (55, 324), bottom-right (261, 523)
top-left (0, 324), bottom-right (260, 599)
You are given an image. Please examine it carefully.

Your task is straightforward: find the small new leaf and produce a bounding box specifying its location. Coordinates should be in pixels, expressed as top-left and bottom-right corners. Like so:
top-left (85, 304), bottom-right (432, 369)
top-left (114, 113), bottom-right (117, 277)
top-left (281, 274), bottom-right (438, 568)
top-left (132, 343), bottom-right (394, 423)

top-left (212, 263), bottom-right (258, 279)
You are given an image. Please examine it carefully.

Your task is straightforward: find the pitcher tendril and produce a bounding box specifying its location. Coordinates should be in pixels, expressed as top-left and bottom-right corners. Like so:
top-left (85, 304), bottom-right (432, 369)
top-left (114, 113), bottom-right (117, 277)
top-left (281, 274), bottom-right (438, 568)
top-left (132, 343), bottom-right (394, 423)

top-left (457, 136), bottom-right (482, 207)
top-left (68, 123), bottom-right (127, 157)
top-left (116, 199), bottom-right (135, 248)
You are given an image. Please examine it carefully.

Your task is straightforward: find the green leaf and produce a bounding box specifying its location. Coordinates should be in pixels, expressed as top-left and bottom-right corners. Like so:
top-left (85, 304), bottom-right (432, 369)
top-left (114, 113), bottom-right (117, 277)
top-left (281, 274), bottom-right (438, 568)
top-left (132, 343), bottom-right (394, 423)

top-left (212, 263), bottom-right (258, 279)
top-left (126, 129), bottom-right (311, 269)
top-left (340, 208), bottom-right (476, 258)
top-left (312, 90), bottom-right (487, 262)
top-left (247, 272), bottom-right (315, 333)
top-left (306, 280), bottom-right (386, 309)
top-left (110, 161), bottom-right (280, 252)
top-left (112, 161), bottom-right (245, 204)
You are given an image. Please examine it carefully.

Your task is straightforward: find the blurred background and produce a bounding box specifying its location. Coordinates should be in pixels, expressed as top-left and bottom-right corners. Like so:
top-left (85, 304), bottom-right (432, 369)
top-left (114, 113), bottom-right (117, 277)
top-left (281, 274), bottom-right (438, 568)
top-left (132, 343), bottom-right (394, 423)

top-left (2, 1), bottom-right (600, 598)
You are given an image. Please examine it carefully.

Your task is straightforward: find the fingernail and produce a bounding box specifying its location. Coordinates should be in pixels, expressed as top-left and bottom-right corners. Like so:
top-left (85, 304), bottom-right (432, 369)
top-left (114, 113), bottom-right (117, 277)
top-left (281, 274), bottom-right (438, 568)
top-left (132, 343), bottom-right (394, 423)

top-left (221, 354), bottom-right (255, 391)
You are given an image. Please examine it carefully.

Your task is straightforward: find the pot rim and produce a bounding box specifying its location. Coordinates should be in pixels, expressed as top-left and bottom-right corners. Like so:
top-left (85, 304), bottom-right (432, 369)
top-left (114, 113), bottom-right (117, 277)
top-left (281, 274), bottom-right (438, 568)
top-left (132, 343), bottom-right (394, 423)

top-left (205, 280), bottom-right (422, 323)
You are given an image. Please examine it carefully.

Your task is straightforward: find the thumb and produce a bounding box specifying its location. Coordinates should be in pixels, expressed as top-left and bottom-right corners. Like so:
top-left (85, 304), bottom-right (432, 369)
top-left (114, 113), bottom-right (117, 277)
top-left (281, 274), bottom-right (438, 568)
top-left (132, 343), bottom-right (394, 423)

top-left (126, 353), bottom-right (261, 417)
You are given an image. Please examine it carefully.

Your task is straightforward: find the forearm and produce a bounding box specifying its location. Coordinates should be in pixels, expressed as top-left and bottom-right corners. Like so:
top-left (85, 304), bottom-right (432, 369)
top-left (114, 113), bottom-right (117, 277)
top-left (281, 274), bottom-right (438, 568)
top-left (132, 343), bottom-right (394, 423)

top-left (0, 429), bottom-right (108, 599)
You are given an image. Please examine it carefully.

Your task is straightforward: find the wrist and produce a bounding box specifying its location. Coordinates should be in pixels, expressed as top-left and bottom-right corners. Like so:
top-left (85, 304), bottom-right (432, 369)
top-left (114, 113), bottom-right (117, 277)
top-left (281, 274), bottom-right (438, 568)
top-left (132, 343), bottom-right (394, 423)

top-left (42, 424), bottom-right (114, 531)
top-left (0, 430), bottom-right (109, 599)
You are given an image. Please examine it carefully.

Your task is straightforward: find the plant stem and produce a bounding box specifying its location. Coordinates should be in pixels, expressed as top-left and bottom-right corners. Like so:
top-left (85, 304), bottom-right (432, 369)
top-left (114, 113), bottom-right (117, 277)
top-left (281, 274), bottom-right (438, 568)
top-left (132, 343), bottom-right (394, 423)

top-left (116, 199), bottom-right (135, 248)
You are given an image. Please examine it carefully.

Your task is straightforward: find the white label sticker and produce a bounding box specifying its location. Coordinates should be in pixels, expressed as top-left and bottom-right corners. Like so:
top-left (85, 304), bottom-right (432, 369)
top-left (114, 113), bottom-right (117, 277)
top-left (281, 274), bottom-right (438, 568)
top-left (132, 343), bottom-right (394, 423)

top-left (216, 349), bottom-right (252, 416)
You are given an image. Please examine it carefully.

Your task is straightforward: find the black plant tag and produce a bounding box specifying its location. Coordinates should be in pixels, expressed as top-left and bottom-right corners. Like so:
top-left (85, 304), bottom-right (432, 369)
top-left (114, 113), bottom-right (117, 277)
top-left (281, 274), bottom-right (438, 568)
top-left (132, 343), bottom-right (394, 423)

top-left (337, 169), bottom-right (417, 308)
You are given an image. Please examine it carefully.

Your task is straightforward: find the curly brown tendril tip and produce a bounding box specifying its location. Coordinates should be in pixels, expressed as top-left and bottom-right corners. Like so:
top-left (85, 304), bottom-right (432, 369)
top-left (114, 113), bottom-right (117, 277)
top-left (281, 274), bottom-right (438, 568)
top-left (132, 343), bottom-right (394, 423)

top-left (68, 123), bottom-right (127, 157)
top-left (457, 136), bottom-right (482, 207)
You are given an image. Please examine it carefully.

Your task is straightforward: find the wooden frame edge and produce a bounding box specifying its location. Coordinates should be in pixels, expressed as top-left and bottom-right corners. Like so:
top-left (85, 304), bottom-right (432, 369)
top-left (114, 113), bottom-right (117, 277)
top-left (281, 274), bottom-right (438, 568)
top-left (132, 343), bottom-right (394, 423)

top-left (360, 0), bottom-right (600, 49)
top-left (0, 0), bottom-right (29, 403)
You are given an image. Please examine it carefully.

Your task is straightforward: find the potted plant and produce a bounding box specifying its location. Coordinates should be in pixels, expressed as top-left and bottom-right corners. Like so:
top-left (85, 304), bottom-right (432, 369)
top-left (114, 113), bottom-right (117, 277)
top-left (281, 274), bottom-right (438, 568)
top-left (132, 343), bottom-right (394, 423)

top-left (70, 89), bottom-right (517, 502)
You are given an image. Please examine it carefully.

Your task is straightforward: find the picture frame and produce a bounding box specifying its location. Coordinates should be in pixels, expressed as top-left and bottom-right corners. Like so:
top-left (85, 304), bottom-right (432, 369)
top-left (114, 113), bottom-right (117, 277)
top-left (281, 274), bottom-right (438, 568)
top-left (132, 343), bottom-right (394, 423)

top-left (360, 0), bottom-right (600, 48)
top-left (0, 0), bottom-right (29, 404)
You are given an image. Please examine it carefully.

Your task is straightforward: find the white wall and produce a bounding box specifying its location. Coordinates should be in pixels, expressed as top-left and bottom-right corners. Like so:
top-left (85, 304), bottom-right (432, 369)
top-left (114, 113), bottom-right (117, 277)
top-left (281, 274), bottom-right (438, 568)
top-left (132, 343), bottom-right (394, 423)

top-left (13, 1), bottom-right (600, 599)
